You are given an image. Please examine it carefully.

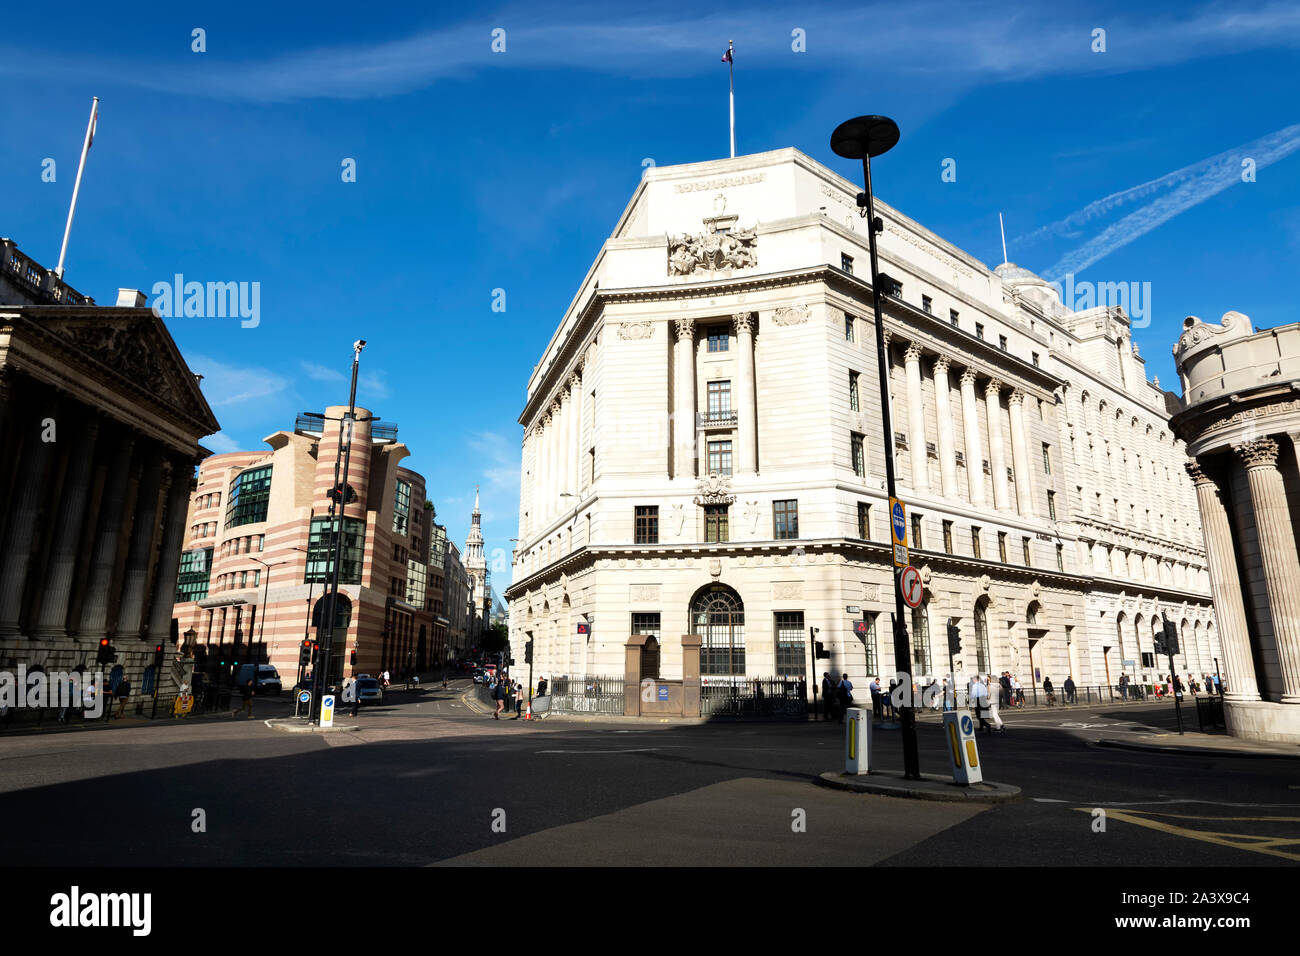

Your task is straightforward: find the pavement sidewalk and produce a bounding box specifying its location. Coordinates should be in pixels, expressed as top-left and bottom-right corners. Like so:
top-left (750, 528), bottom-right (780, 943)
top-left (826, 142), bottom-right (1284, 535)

top-left (1096, 731), bottom-right (1300, 759)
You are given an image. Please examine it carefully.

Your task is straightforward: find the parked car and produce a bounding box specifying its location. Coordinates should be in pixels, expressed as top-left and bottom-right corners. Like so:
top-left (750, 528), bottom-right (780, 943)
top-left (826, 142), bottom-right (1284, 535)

top-left (234, 664), bottom-right (282, 694)
top-left (354, 677), bottom-right (383, 704)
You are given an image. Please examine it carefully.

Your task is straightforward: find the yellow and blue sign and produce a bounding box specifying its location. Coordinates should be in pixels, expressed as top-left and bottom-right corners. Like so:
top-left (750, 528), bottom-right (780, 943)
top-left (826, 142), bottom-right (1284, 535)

top-left (321, 694), bottom-right (335, 727)
top-left (943, 710), bottom-right (982, 785)
top-left (890, 498), bottom-right (909, 567)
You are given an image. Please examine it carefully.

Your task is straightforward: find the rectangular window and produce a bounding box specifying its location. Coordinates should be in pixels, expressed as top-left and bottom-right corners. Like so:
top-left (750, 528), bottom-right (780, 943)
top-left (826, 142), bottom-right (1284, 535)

top-left (911, 514), bottom-right (923, 549)
top-left (773, 499), bottom-right (799, 539)
top-left (635, 506), bottom-right (659, 545)
top-left (1032, 351), bottom-right (1040, 367)
top-left (851, 433), bottom-right (866, 478)
top-left (708, 439), bottom-right (733, 476)
top-left (1023, 537), bottom-right (1032, 566)
top-left (999, 335), bottom-right (1008, 351)
top-left (859, 613), bottom-right (879, 675)
top-left (1042, 442), bottom-right (1052, 474)
top-left (942, 520), bottom-right (953, 554)
top-left (175, 547), bottom-right (214, 603)
top-left (305, 517), bottom-right (366, 585)
top-left (775, 612), bottom-right (806, 677)
top-left (1056, 544), bottom-right (1064, 572)
top-left (705, 505), bottom-right (729, 543)
top-left (225, 464), bottom-right (272, 529)
top-left (971, 526), bottom-right (982, 560)
top-left (393, 478), bottom-right (412, 534)
top-left (845, 314), bottom-right (855, 342)
top-left (1047, 490), bottom-right (1057, 520)
top-left (841, 253), bottom-right (854, 275)
top-left (407, 559), bottom-right (427, 607)
top-left (857, 502), bottom-right (871, 539)
top-left (706, 325), bottom-right (729, 353)
top-left (949, 309), bottom-right (959, 326)
top-left (998, 532), bottom-right (1008, 563)
top-left (921, 295), bottom-right (933, 314)
top-left (849, 371), bottom-right (860, 412)
top-left (975, 323), bottom-right (985, 340)
top-left (707, 380), bottom-right (732, 416)
top-left (894, 431), bottom-right (908, 450)
top-left (631, 612), bottom-right (662, 640)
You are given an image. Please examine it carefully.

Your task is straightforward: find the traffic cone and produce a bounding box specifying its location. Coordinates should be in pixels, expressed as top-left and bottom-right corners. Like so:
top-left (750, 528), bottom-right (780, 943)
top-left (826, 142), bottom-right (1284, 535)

top-left (525, 702), bottom-right (533, 720)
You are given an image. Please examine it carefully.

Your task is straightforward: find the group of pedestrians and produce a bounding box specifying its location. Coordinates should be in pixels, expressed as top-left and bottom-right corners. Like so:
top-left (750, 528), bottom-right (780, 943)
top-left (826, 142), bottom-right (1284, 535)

top-left (968, 674), bottom-right (1007, 734)
top-left (819, 672), bottom-right (855, 722)
top-left (489, 674), bottom-right (530, 720)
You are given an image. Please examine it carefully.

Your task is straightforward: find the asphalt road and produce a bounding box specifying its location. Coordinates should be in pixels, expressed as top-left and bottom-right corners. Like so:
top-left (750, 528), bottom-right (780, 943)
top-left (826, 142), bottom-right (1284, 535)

top-left (1, 681), bottom-right (1296, 867)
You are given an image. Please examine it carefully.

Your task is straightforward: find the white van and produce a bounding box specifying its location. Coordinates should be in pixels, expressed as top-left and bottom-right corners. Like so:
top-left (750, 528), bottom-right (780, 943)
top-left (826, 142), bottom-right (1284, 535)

top-left (233, 664), bottom-right (282, 694)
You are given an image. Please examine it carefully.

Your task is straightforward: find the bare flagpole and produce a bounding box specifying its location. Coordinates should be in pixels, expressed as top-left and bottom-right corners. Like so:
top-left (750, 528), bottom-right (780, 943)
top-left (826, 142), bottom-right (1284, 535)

top-left (999, 212), bottom-right (1009, 265)
top-left (727, 40), bottom-right (735, 158)
top-left (55, 97), bottom-right (99, 280)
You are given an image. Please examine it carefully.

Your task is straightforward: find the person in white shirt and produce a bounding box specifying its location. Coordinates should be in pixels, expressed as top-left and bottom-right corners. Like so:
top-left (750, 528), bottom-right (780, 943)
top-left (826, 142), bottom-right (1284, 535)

top-left (987, 675), bottom-right (1005, 732)
top-left (969, 677), bottom-right (990, 731)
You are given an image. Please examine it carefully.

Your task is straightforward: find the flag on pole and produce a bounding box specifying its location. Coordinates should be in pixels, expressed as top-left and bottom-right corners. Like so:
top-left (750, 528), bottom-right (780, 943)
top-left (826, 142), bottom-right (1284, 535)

top-left (723, 41), bottom-right (735, 158)
top-left (721, 47), bottom-right (733, 63)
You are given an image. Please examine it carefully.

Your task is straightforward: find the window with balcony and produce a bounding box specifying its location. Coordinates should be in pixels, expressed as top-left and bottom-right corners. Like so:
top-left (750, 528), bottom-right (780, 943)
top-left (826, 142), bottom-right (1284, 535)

top-left (635, 506), bottom-right (659, 545)
top-left (706, 380), bottom-right (732, 420)
top-left (773, 499), bottom-right (799, 539)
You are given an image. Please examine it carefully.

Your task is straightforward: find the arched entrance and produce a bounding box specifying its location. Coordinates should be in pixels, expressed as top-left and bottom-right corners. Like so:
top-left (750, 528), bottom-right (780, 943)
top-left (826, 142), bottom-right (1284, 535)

top-left (691, 583), bottom-right (745, 676)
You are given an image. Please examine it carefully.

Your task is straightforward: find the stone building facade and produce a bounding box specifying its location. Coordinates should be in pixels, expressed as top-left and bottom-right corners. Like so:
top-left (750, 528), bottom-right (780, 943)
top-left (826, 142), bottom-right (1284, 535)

top-left (1, 239), bottom-right (218, 701)
top-left (170, 405), bottom-right (444, 684)
top-left (504, 149), bottom-right (1218, 696)
top-left (1171, 311), bottom-right (1300, 742)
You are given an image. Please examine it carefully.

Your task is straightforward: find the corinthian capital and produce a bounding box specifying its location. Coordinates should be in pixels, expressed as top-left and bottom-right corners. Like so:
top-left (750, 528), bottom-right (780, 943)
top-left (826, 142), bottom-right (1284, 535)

top-left (1184, 461), bottom-right (1210, 485)
top-left (959, 366), bottom-right (978, 388)
top-left (903, 342), bottom-right (923, 364)
top-left (1008, 389), bottom-right (1026, 408)
top-left (1234, 437), bottom-right (1279, 469)
top-left (985, 378), bottom-right (1003, 398)
top-left (733, 311), bottom-right (755, 335)
top-left (932, 356), bottom-right (951, 377)
top-left (675, 317), bottom-right (696, 341)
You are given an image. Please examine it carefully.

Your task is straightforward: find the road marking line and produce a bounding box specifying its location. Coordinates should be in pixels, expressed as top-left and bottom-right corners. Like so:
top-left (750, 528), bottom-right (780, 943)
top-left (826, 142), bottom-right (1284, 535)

top-left (1072, 807), bottom-right (1300, 862)
top-left (536, 748), bottom-right (660, 754)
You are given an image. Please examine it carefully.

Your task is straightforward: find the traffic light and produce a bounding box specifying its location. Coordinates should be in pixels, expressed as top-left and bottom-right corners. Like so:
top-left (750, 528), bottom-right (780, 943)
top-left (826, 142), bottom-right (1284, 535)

top-left (947, 622), bottom-right (961, 657)
top-left (153, 644), bottom-right (165, 669)
top-left (327, 483), bottom-right (358, 505)
top-left (310, 641), bottom-right (319, 665)
top-left (299, 641), bottom-right (312, 666)
top-left (350, 649), bottom-right (357, 667)
top-left (96, 638), bottom-right (116, 664)
top-left (1162, 620), bottom-right (1180, 656)
top-left (814, 641), bottom-right (830, 660)
top-left (524, 639), bottom-right (534, 664)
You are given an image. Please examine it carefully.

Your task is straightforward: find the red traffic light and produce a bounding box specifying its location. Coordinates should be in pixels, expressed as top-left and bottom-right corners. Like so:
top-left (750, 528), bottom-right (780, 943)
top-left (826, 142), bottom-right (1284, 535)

top-left (155, 644), bottom-right (164, 653)
top-left (99, 638), bottom-right (109, 646)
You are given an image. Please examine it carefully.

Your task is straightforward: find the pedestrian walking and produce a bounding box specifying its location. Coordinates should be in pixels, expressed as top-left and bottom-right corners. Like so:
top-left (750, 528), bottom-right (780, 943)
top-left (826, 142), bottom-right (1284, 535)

top-left (999, 672), bottom-right (1013, 708)
top-left (537, 676), bottom-right (548, 697)
top-left (513, 682), bottom-right (525, 719)
top-left (970, 676), bottom-right (990, 732)
top-left (115, 678), bottom-right (131, 719)
top-left (492, 676), bottom-right (506, 720)
top-left (1119, 672), bottom-right (1129, 700)
top-left (1043, 676), bottom-right (1055, 706)
top-left (343, 677), bottom-right (358, 717)
top-left (1012, 674), bottom-right (1024, 705)
top-left (821, 672), bottom-right (835, 722)
top-left (986, 676), bottom-right (1005, 732)
top-left (232, 678), bottom-right (255, 718)
top-left (381, 669), bottom-right (390, 690)
top-left (1063, 675), bottom-right (1076, 704)
top-left (837, 673), bottom-right (853, 720)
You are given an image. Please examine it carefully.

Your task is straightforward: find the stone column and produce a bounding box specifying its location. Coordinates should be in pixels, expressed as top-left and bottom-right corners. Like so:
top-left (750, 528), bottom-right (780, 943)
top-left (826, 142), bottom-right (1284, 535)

top-left (569, 371), bottom-right (583, 492)
top-left (117, 455), bottom-right (166, 637)
top-left (673, 318), bottom-right (696, 479)
top-left (734, 312), bottom-right (758, 476)
top-left (547, 401), bottom-right (561, 517)
top-left (1008, 390), bottom-right (1036, 517)
top-left (557, 389), bottom-right (571, 498)
top-left (30, 415), bottom-right (103, 636)
top-left (959, 368), bottom-right (984, 506)
top-left (1186, 461), bottom-right (1259, 702)
top-left (985, 380), bottom-right (1011, 510)
top-left (0, 391), bottom-right (61, 635)
top-left (932, 357), bottom-right (958, 499)
top-left (1087, 398), bottom-right (1107, 514)
top-left (1235, 439), bottom-right (1300, 702)
top-left (147, 458), bottom-right (195, 641)
top-left (904, 343), bottom-right (929, 493)
top-left (532, 423), bottom-right (545, 530)
top-left (80, 435), bottom-right (138, 638)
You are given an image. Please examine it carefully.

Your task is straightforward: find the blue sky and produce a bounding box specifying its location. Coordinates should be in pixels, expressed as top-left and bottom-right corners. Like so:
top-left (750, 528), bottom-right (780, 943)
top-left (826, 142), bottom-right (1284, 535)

top-left (4, 1), bottom-right (1298, 590)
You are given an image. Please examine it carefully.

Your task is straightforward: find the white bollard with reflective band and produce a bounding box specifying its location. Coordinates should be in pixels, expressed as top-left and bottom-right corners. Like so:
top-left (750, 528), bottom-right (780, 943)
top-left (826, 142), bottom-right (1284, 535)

top-left (943, 710), bottom-right (983, 785)
top-left (844, 707), bottom-right (871, 774)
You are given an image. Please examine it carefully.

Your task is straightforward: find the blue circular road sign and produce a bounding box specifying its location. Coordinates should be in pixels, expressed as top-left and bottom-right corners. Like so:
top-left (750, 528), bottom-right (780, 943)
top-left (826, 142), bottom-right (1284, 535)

top-left (960, 714), bottom-right (973, 735)
top-left (298, 691), bottom-right (311, 704)
top-left (892, 502), bottom-right (906, 539)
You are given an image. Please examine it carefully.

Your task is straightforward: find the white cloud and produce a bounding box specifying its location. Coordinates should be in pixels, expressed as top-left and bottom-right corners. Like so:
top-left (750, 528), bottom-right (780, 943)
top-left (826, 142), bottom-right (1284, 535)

top-left (188, 354), bottom-right (291, 408)
top-left (300, 361), bottom-right (346, 383)
top-left (203, 431), bottom-right (245, 454)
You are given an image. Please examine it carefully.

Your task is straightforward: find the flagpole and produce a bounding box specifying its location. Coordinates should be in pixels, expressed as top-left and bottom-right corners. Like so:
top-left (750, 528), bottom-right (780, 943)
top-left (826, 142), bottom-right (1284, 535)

top-left (728, 40), bottom-right (735, 158)
top-left (999, 212), bottom-right (1008, 265)
top-left (55, 96), bottom-right (98, 280)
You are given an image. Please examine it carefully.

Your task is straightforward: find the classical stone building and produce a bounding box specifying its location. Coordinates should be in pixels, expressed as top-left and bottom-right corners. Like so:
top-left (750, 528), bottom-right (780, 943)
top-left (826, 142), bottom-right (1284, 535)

top-left (170, 406), bottom-right (445, 684)
top-left (504, 149), bottom-right (1219, 698)
top-left (1171, 311), bottom-right (1300, 742)
top-left (463, 488), bottom-right (492, 641)
top-left (1, 238), bottom-right (218, 700)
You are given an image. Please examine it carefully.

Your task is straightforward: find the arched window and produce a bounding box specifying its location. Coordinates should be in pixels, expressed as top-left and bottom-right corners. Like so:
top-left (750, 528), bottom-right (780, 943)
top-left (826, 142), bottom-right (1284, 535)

top-left (973, 600), bottom-right (991, 674)
top-left (691, 584), bottom-right (745, 675)
top-left (1026, 602), bottom-right (1040, 625)
top-left (312, 594), bottom-right (353, 632)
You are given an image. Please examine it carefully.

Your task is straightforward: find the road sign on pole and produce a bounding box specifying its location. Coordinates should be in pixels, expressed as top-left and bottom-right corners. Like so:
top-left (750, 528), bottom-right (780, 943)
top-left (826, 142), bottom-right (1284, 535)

top-left (900, 565), bottom-right (923, 608)
top-left (890, 498), bottom-right (907, 546)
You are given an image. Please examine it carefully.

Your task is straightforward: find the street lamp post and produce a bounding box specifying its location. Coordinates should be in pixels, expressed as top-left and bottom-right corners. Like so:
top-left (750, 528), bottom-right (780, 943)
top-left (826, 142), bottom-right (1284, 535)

top-left (831, 114), bottom-right (921, 780)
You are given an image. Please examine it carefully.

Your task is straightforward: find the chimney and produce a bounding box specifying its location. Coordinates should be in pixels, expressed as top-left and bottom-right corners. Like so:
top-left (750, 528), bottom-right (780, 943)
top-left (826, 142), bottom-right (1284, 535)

top-left (116, 288), bottom-right (147, 308)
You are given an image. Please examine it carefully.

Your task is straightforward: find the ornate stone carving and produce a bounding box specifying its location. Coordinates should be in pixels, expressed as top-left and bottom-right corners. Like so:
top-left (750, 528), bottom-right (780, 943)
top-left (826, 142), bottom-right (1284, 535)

top-left (670, 503), bottom-right (685, 536)
top-left (709, 558), bottom-right (722, 579)
top-left (60, 319), bottom-right (186, 410)
top-left (959, 367), bottom-right (978, 388)
top-left (985, 379), bottom-right (1003, 397)
top-left (771, 303), bottom-right (809, 326)
top-left (933, 356), bottom-right (951, 376)
top-left (617, 321), bottom-right (653, 340)
top-left (772, 581), bottom-right (803, 600)
top-left (674, 317), bottom-right (695, 341)
top-left (1185, 461), bottom-right (1210, 484)
top-left (694, 472), bottom-right (735, 506)
top-left (904, 342), bottom-right (923, 364)
top-left (1009, 390), bottom-right (1025, 407)
top-left (630, 584), bottom-right (661, 602)
top-left (733, 311), bottom-right (755, 334)
top-left (862, 583), bottom-right (880, 601)
top-left (743, 499), bottom-right (760, 533)
top-left (1234, 437), bottom-right (1279, 469)
top-left (668, 227), bottom-right (757, 275)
